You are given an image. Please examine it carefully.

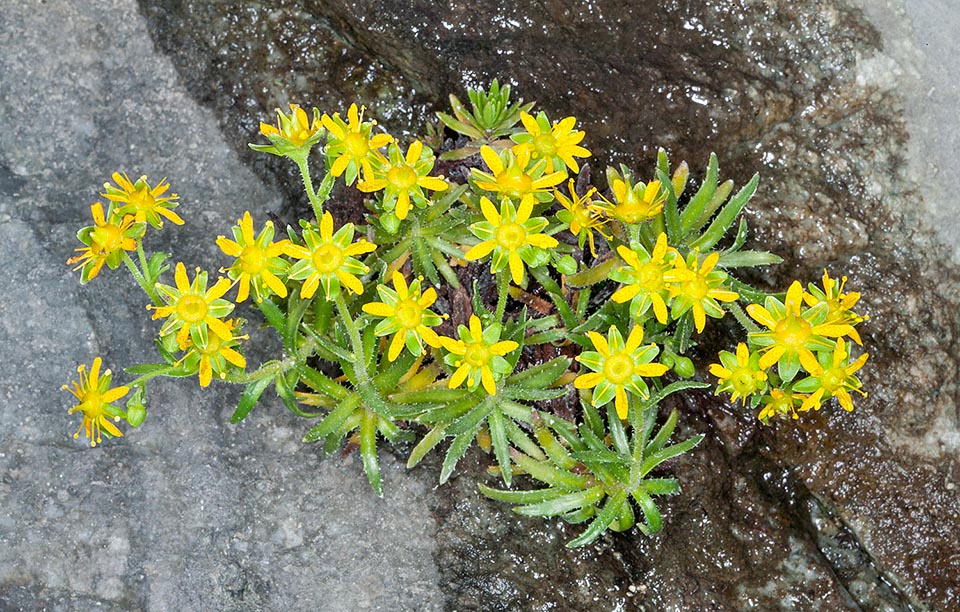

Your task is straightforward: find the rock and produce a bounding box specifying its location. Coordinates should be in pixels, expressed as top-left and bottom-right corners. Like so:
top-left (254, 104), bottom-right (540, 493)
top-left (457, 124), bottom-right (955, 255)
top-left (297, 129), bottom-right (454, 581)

top-left (0, 2), bottom-right (443, 610)
top-left (2, 0), bottom-right (959, 610)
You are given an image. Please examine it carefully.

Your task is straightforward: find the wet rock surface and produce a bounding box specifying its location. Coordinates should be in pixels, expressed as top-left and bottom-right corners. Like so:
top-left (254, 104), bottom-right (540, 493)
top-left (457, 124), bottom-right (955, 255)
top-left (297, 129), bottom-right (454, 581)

top-left (2, 0), bottom-right (958, 610)
top-left (138, 0), bottom-right (960, 610)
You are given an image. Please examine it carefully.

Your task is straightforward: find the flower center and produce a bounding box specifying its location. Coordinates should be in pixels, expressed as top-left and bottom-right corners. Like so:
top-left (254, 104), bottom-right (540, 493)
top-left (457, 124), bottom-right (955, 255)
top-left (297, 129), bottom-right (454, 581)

top-left (79, 390), bottom-right (103, 416)
top-left (732, 368), bottom-right (759, 395)
top-left (636, 263), bottom-right (663, 289)
top-left (774, 315), bottom-right (811, 349)
top-left (130, 186), bottom-right (156, 211)
top-left (95, 224), bottom-right (123, 252)
top-left (344, 132), bottom-right (369, 159)
top-left (821, 368), bottom-right (845, 392)
top-left (496, 222), bottom-right (526, 250)
top-left (312, 243), bottom-right (344, 273)
top-left (682, 275), bottom-right (708, 300)
top-left (464, 343), bottom-right (490, 367)
top-left (604, 352), bottom-right (635, 384)
top-left (533, 133), bottom-right (557, 155)
top-left (573, 206), bottom-right (593, 228)
top-left (387, 165), bottom-right (418, 190)
top-left (497, 169), bottom-right (533, 198)
top-left (395, 300), bottom-right (423, 329)
top-left (240, 245), bottom-right (265, 274)
top-left (199, 334), bottom-right (225, 356)
top-left (177, 294), bottom-right (208, 323)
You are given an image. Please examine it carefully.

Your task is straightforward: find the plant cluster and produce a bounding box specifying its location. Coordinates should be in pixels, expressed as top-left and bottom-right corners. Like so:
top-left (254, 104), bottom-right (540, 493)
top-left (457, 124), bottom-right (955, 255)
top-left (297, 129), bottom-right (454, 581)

top-left (63, 81), bottom-right (869, 547)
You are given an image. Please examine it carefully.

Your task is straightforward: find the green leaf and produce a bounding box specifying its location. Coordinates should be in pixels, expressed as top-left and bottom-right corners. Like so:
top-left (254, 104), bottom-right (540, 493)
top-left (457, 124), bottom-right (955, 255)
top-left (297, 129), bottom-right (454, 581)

top-left (641, 477), bottom-right (680, 496)
top-left (391, 388), bottom-right (469, 404)
top-left (503, 417), bottom-right (545, 461)
top-left (717, 250), bottom-right (783, 268)
top-left (515, 486), bottom-right (605, 517)
top-left (607, 405), bottom-right (630, 457)
top-left (230, 376), bottom-right (274, 424)
top-left (447, 399), bottom-right (494, 436)
top-left (257, 298), bottom-right (287, 339)
top-left (566, 489), bottom-right (628, 548)
top-left (639, 434), bottom-right (705, 478)
top-left (295, 364), bottom-right (350, 400)
top-left (657, 167), bottom-right (681, 241)
top-left (646, 409), bottom-right (679, 457)
top-left (680, 152), bottom-right (718, 237)
top-left (689, 173), bottom-right (759, 252)
top-left (125, 363), bottom-right (174, 376)
top-left (302, 394), bottom-right (361, 443)
top-left (359, 409), bottom-right (383, 497)
top-left (503, 387), bottom-right (568, 402)
top-left (631, 487), bottom-right (663, 534)
top-left (488, 407), bottom-right (512, 486)
top-left (478, 484), bottom-right (569, 505)
top-left (440, 430), bottom-right (475, 484)
top-left (506, 357), bottom-right (570, 388)
top-left (407, 423), bottom-right (448, 468)
top-left (512, 450), bottom-right (589, 490)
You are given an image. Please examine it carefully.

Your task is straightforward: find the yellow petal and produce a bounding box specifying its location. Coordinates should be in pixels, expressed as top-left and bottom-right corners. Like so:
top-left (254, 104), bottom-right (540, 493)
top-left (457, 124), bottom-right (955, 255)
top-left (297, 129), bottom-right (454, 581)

top-left (418, 176), bottom-right (448, 192)
top-left (217, 236), bottom-right (242, 257)
top-left (516, 194), bottom-right (534, 224)
top-left (174, 262), bottom-right (190, 293)
top-left (221, 346), bottom-right (246, 368)
top-left (388, 331), bottom-right (406, 361)
top-left (479, 196), bottom-right (501, 225)
top-left (490, 340), bottom-right (518, 356)
top-left (615, 387), bottom-right (629, 419)
top-left (587, 330), bottom-right (609, 356)
top-left (625, 325), bottom-right (645, 351)
top-left (395, 190), bottom-right (411, 220)
top-left (508, 251), bottom-right (525, 285)
top-left (480, 146), bottom-right (504, 175)
top-left (336, 270), bottom-right (364, 295)
top-left (574, 372), bottom-right (604, 389)
top-left (464, 241), bottom-right (496, 261)
top-left (448, 364), bottom-right (470, 389)
top-left (363, 301), bottom-right (395, 317)
top-left (481, 367), bottom-right (497, 395)
top-left (320, 211), bottom-right (334, 240)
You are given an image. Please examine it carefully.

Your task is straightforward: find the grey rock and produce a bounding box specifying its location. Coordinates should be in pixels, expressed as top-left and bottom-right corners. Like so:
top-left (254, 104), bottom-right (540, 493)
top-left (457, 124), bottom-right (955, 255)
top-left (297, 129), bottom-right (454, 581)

top-left (3, 0), bottom-right (960, 610)
top-left (0, 2), bottom-right (442, 611)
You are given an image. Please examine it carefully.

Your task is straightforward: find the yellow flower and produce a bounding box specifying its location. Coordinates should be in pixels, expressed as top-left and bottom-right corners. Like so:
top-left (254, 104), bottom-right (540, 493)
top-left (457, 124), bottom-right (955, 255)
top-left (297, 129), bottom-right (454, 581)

top-left (150, 263), bottom-right (236, 350)
top-left (284, 211), bottom-right (376, 300)
top-left (709, 343), bottom-right (768, 405)
top-left (609, 233), bottom-right (677, 324)
top-left (794, 337), bottom-right (869, 412)
top-left (803, 270), bottom-right (867, 346)
top-left (362, 271), bottom-right (444, 361)
top-left (439, 315), bottom-right (519, 395)
top-left (321, 103), bottom-right (393, 185)
top-left (62, 357), bottom-right (129, 447)
top-left (663, 249), bottom-right (738, 333)
top-left (216, 211), bottom-right (292, 303)
top-left (471, 145), bottom-right (566, 201)
top-left (357, 140), bottom-right (448, 220)
top-left (102, 172), bottom-right (182, 229)
top-left (599, 177), bottom-right (666, 224)
top-left (259, 103), bottom-right (323, 149)
top-left (554, 179), bottom-right (608, 257)
top-left (746, 281), bottom-right (854, 382)
top-left (757, 388), bottom-right (808, 423)
top-left (181, 319), bottom-right (247, 387)
top-left (464, 195), bottom-right (559, 285)
top-left (574, 324), bottom-right (669, 419)
top-left (67, 202), bottom-right (144, 283)
top-left (510, 111), bottom-right (591, 174)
